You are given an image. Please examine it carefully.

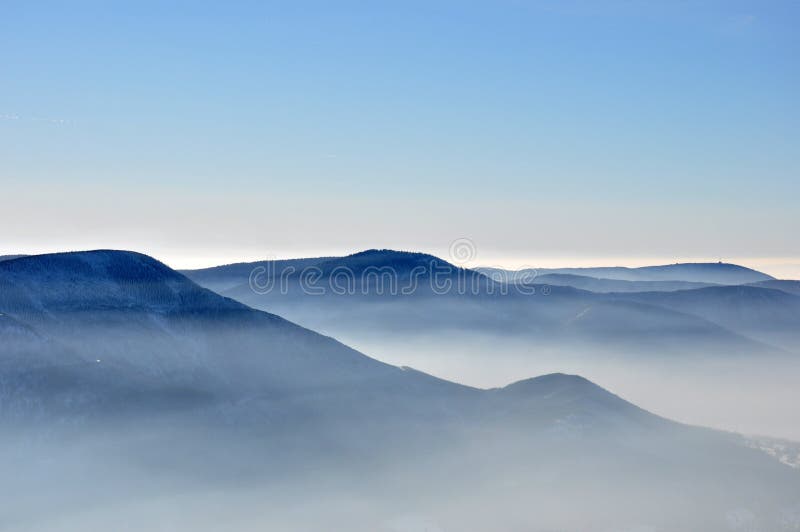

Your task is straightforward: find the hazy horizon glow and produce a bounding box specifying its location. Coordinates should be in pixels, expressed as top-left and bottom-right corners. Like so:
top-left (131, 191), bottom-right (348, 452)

top-left (2, 243), bottom-right (799, 279)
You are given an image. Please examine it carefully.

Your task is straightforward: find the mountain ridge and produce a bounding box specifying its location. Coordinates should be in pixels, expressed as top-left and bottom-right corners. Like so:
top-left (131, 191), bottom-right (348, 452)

top-left (182, 250), bottom-right (782, 356)
top-left (0, 249), bottom-right (703, 424)
top-left (3, 249), bottom-right (800, 531)
top-left (477, 261), bottom-right (775, 285)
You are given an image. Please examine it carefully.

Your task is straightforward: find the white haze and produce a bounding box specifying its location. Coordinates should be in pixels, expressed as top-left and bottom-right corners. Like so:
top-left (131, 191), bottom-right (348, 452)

top-left (309, 330), bottom-right (800, 441)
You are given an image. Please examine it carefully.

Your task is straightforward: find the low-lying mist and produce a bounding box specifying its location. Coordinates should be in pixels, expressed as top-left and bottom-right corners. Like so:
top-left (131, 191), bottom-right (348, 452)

top-left (3, 416), bottom-right (799, 532)
top-left (314, 329), bottom-right (800, 442)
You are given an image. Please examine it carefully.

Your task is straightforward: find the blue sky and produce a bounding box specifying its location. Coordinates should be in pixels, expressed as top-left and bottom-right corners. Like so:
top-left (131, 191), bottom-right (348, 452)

top-left (2, 1), bottom-right (798, 275)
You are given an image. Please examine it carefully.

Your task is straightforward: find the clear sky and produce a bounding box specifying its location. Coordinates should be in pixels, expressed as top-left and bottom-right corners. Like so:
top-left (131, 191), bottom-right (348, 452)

top-left (2, 1), bottom-right (798, 276)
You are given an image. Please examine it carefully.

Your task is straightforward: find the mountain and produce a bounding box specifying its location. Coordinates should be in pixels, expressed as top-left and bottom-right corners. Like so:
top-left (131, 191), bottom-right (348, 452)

top-left (528, 272), bottom-right (718, 293)
top-left (185, 250), bottom-right (775, 357)
top-left (478, 262), bottom-right (775, 285)
top-left (0, 250), bottom-right (244, 316)
top-left (748, 279), bottom-right (800, 296)
top-left (2, 250), bottom-right (800, 531)
top-left (0, 251), bottom-right (465, 411)
top-left (0, 252), bottom-right (664, 426)
top-left (188, 249), bottom-right (495, 298)
top-left (613, 285), bottom-right (800, 351)
top-left (0, 251), bottom-right (717, 435)
top-left (182, 255), bottom-right (335, 293)
top-left (0, 254), bottom-right (27, 262)
top-left (487, 372), bottom-right (660, 427)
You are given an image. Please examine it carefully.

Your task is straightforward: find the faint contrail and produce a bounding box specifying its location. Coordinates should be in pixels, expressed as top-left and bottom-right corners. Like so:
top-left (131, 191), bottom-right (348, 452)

top-left (0, 113), bottom-right (69, 124)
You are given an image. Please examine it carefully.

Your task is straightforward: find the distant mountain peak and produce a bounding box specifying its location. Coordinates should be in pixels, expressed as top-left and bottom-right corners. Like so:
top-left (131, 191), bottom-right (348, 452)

top-left (347, 248), bottom-right (436, 258)
top-left (497, 372), bottom-right (643, 409)
top-left (1, 249), bottom-right (177, 276)
top-left (313, 249), bottom-right (463, 276)
top-left (499, 373), bottom-right (599, 396)
top-left (344, 248), bottom-right (451, 264)
top-left (486, 373), bottom-right (661, 430)
top-left (479, 262), bottom-right (774, 285)
top-left (0, 249), bottom-right (245, 314)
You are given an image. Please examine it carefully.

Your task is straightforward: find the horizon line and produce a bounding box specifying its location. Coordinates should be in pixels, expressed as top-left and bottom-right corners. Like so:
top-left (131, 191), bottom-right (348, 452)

top-left (3, 247), bottom-right (800, 279)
